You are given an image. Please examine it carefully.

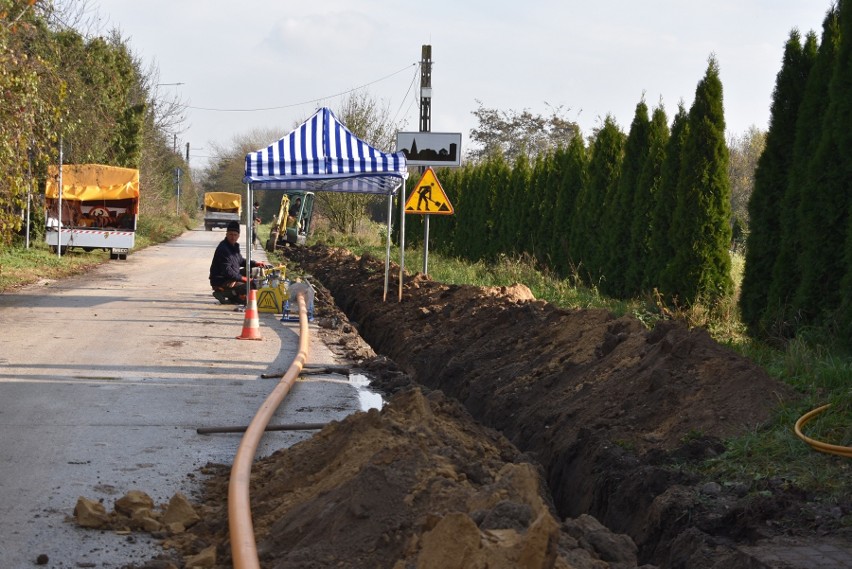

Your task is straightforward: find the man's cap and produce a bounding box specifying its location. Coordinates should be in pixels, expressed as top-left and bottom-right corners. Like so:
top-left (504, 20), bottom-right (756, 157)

top-left (226, 221), bottom-right (240, 233)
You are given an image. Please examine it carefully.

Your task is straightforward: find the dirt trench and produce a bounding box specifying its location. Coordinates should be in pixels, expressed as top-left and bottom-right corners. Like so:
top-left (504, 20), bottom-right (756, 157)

top-left (281, 244), bottom-right (848, 568)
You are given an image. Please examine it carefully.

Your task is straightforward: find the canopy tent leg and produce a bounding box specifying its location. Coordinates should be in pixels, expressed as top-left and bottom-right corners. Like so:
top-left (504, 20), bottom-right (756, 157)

top-left (246, 184), bottom-right (252, 284)
top-left (384, 192), bottom-right (393, 302)
top-left (399, 182), bottom-right (406, 302)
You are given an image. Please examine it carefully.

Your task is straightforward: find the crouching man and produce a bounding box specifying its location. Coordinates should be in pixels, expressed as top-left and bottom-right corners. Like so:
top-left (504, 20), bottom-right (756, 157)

top-left (209, 220), bottom-right (268, 305)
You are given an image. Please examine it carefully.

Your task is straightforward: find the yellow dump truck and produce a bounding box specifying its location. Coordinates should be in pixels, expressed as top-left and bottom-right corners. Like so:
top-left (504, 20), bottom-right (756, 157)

top-left (204, 192), bottom-right (242, 231)
top-left (45, 164), bottom-right (140, 260)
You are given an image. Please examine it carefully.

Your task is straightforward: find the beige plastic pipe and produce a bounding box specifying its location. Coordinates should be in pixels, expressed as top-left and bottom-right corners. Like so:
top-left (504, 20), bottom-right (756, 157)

top-left (794, 404), bottom-right (852, 458)
top-left (229, 291), bottom-right (310, 569)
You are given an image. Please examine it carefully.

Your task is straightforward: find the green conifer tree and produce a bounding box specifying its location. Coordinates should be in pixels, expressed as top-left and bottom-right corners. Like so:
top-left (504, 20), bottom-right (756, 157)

top-left (536, 152), bottom-right (560, 264)
top-left (740, 30), bottom-right (813, 334)
top-left (499, 154), bottom-right (531, 256)
top-left (627, 103), bottom-right (669, 296)
top-left (541, 147), bottom-right (566, 267)
top-left (650, 103), bottom-right (689, 295)
top-left (795, 0), bottom-right (852, 329)
top-left (553, 134), bottom-right (588, 277)
top-left (464, 163), bottom-right (491, 259)
top-left (769, 14), bottom-right (837, 336)
top-left (482, 157), bottom-right (511, 259)
top-left (840, 214), bottom-right (852, 347)
top-left (526, 153), bottom-right (550, 257)
top-left (664, 56), bottom-right (733, 305)
top-left (570, 116), bottom-right (624, 284)
top-left (430, 167), bottom-right (460, 254)
top-left (602, 100), bottom-right (650, 298)
top-left (449, 163), bottom-right (472, 257)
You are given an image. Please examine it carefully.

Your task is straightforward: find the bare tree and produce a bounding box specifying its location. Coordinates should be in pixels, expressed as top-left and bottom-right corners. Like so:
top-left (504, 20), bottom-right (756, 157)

top-left (727, 125), bottom-right (766, 243)
top-left (317, 91), bottom-right (401, 234)
top-left (468, 101), bottom-right (579, 163)
top-left (37, 0), bottom-right (97, 33)
top-left (197, 128), bottom-right (287, 220)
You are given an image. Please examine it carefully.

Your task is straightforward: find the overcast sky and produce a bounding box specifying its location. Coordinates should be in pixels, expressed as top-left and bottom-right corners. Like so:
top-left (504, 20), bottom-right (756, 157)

top-left (91, 0), bottom-right (831, 172)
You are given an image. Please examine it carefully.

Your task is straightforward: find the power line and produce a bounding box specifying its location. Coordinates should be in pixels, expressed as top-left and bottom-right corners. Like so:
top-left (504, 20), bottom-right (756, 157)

top-left (187, 63), bottom-right (417, 112)
top-left (392, 62), bottom-right (421, 127)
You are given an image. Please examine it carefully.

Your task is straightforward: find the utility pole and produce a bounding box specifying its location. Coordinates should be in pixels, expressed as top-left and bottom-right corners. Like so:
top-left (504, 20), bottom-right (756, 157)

top-left (26, 145), bottom-right (33, 249)
top-left (175, 167), bottom-right (182, 216)
top-left (57, 137), bottom-right (64, 258)
top-left (420, 45), bottom-right (432, 275)
top-left (419, 45), bottom-right (432, 133)
top-left (186, 142), bottom-right (190, 164)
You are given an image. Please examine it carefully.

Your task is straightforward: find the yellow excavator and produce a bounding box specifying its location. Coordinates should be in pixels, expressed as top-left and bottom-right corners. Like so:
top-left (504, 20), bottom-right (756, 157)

top-left (266, 191), bottom-right (315, 251)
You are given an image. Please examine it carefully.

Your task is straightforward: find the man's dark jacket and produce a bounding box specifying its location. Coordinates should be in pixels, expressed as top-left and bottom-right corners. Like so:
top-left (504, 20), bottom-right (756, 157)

top-left (209, 238), bottom-right (247, 287)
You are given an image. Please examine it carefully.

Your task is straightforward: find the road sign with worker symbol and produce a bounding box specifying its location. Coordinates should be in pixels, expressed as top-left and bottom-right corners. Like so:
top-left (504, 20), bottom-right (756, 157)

top-left (404, 167), bottom-right (454, 215)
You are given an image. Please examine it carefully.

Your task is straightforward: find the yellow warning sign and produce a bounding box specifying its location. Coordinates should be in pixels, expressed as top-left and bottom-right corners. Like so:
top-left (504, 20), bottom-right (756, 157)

top-left (404, 168), bottom-right (454, 215)
top-left (257, 287), bottom-right (285, 313)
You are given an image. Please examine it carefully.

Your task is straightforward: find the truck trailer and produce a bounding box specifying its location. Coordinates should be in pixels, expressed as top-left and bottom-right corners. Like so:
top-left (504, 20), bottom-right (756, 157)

top-left (45, 164), bottom-right (140, 260)
top-left (204, 192), bottom-right (242, 231)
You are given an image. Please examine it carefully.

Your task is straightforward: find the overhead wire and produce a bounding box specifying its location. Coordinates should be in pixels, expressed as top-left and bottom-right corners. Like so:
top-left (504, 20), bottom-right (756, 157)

top-left (403, 68), bottom-right (423, 127)
top-left (391, 62), bottom-right (421, 128)
top-left (404, 87), bottom-right (421, 125)
top-left (187, 62), bottom-right (417, 112)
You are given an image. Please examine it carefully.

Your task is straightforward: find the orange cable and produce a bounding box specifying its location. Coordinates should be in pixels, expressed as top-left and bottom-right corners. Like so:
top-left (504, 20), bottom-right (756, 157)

top-left (793, 404), bottom-right (852, 459)
top-left (229, 291), bottom-right (310, 569)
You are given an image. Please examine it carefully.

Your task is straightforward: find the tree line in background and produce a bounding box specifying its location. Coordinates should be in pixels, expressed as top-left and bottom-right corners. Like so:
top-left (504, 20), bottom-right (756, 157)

top-left (410, 56), bottom-right (734, 309)
top-left (0, 0), bottom-right (196, 246)
top-left (741, 2), bottom-right (852, 346)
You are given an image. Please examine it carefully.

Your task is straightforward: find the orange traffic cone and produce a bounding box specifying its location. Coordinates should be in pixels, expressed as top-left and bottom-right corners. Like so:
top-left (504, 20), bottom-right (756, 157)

top-left (236, 288), bottom-right (262, 340)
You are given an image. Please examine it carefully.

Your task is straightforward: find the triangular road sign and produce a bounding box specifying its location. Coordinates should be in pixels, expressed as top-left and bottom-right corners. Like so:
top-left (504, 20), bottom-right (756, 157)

top-left (257, 289), bottom-right (281, 312)
top-left (404, 167), bottom-right (454, 215)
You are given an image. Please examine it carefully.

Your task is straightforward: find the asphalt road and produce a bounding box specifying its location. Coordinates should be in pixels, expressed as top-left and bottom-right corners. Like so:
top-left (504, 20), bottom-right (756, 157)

top-left (0, 227), bottom-right (375, 568)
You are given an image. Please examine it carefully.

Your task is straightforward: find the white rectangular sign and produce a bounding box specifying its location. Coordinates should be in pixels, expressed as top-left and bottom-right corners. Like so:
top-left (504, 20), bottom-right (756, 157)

top-left (396, 132), bottom-right (462, 167)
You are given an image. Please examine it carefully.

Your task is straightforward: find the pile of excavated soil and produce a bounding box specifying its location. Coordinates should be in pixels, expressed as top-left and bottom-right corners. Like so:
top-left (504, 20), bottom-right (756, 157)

top-left (174, 389), bottom-right (652, 569)
top-left (98, 393), bottom-right (651, 569)
top-left (88, 244), bottom-right (849, 569)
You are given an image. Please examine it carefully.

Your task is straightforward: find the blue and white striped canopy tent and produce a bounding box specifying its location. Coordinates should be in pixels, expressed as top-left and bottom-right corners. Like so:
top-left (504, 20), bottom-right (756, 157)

top-left (242, 107), bottom-right (410, 300)
top-left (243, 107), bottom-right (407, 194)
